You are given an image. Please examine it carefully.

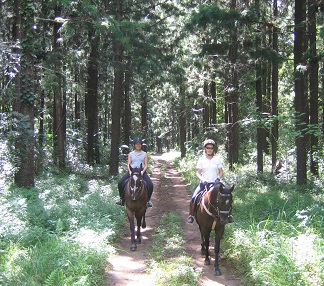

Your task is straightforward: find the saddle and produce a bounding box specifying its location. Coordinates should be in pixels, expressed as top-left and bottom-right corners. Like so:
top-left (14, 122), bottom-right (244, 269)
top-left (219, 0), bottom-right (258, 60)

top-left (192, 182), bottom-right (224, 213)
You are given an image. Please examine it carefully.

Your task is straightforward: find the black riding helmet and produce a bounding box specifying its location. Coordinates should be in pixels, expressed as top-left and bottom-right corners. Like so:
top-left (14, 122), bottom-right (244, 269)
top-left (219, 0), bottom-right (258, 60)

top-left (133, 137), bottom-right (143, 145)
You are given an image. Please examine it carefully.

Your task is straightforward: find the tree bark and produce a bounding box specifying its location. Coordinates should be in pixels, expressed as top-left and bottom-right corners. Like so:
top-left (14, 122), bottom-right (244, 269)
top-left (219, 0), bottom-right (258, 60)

top-left (308, 0), bottom-right (319, 176)
top-left (210, 81), bottom-right (217, 125)
top-left (227, 0), bottom-right (239, 170)
top-left (271, 0), bottom-right (279, 173)
top-left (109, 0), bottom-right (123, 176)
top-left (294, 0), bottom-right (308, 185)
top-left (13, 0), bottom-right (35, 187)
top-left (86, 30), bottom-right (100, 165)
top-left (124, 69), bottom-right (131, 146)
top-left (179, 87), bottom-right (186, 158)
top-left (256, 56), bottom-right (264, 173)
top-left (203, 81), bottom-right (209, 133)
top-left (53, 5), bottom-right (66, 169)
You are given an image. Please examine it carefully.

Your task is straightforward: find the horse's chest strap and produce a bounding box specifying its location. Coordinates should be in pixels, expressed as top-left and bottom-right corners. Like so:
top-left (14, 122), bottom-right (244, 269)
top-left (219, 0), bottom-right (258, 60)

top-left (202, 196), bottom-right (216, 218)
top-left (212, 218), bottom-right (217, 230)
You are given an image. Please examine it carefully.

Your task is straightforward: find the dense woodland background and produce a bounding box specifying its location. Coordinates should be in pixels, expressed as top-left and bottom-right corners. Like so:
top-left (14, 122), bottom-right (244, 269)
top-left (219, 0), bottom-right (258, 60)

top-left (0, 0), bottom-right (323, 186)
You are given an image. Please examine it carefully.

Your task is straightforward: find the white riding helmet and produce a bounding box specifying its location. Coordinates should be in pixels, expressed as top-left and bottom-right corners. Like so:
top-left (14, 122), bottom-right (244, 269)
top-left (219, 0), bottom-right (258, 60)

top-left (203, 139), bottom-right (215, 148)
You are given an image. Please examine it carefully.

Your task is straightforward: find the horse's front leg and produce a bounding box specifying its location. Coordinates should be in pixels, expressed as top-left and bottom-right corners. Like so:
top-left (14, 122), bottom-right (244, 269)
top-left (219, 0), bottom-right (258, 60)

top-left (203, 233), bottom-right (211, 266)
top-left (214, 224), bottom-right (225, 276)
top-left (199, 225), bottom-right (211, 265)
top-left (127, 210), bottom-right (137, 251)
top-left (135, 215), bottom-right (142, 244)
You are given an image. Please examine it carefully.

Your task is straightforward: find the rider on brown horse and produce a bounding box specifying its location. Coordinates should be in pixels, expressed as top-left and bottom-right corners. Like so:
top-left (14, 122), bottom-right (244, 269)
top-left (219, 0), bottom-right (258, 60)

top-left (116, 137), bottom-right (153, 208)
top-left (187, 139), bottom-right (234, 224)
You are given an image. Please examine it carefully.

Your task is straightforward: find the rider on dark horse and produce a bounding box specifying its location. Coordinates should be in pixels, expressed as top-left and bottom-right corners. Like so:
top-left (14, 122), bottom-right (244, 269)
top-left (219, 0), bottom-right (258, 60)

top-left (116, 137), bottom-right (153, 208)
top-left (187, 139), bottom-right (234, 224)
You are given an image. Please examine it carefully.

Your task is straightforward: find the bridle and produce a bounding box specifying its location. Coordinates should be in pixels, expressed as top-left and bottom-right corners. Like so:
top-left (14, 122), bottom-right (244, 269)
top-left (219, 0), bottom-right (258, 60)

top-left (129, 170), bottom-right (144, 200)
top-left (202, 185), bottom-right (232, 219)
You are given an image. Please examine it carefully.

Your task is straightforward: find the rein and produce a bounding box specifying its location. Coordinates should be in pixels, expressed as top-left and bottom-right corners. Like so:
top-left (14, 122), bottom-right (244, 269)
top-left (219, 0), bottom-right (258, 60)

top-left (202, 186), bottom-right (232, 218)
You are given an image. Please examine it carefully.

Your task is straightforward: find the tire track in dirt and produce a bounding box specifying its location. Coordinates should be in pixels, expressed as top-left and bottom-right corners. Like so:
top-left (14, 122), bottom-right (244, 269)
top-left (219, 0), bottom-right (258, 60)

top-left (106, 153), bottom-right (241, 285)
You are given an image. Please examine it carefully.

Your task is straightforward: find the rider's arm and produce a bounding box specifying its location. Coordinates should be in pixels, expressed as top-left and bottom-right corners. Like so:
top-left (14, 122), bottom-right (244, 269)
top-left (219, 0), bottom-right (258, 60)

top-left (143, 154), bottom-right (148, 173)
top-left (218, 167), bottom-right (223, 179)
top-left (127, 153), bottom-right (132, 175)
top-left (196, 169), bottom-right (204, 182)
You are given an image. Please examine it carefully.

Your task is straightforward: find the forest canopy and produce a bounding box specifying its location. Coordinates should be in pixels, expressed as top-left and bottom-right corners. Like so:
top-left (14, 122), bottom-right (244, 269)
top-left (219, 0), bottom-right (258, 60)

top-left (0, 0), bottom-right (323, 186)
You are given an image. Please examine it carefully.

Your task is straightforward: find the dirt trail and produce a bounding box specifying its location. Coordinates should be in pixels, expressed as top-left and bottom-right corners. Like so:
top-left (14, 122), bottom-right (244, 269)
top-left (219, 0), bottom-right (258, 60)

top-left (106, 153), bottom-right (241, 285)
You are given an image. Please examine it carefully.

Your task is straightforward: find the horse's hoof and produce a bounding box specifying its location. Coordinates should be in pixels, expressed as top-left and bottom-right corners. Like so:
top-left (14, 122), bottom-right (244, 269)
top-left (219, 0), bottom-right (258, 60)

top-left (201, 250), bottom-right (206, 255)
top-left (130, 244), bottom-right (137, 251)
top-left (136, 237), bottom-right (141, 244)
top-left (142, 222), bottom-right (146, 229)
top-left (204, 259), bottom-right (210, 266)
top-left (214, 268), bottom-right (222, 276)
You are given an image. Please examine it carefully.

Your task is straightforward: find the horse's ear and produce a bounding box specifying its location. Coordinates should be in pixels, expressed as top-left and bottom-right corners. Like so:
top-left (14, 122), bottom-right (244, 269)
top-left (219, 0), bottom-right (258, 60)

top-left (129, 165), bottom-right (133, 172)
top-left (140, 163), bottom-right (143, 170)
top-left (230, 185), bottom-right (235, 192)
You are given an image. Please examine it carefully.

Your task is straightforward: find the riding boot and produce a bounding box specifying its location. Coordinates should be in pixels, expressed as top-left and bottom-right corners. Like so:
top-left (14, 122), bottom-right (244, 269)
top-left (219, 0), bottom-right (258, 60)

top-left (116, 189), bottom-right (124, 206)
top-left (146, 189), bottom-right (153, 208)
top-left (187, 201), bottom-right (195, 223)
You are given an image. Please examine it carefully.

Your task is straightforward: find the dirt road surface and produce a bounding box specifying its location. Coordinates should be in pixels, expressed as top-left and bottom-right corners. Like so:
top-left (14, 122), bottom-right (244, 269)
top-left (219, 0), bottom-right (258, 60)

top-left (106, 153), bottom-right (241, 285)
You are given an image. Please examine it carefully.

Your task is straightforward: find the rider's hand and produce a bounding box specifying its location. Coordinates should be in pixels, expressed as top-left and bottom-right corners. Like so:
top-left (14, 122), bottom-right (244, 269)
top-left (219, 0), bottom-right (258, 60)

top-left (215, 178), bottom-right (220, 183)
top-left (141, 171), bottom-right (144, 176)
top-left (203, 180), bottom-right (208, 186)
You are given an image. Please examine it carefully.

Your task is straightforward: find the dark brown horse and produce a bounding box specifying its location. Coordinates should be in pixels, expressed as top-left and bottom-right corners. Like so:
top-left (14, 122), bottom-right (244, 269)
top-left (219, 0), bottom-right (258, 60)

top-left (195, 183), bottom-right (234, 276)
top-left (124, 164), bottom-right (147, 251)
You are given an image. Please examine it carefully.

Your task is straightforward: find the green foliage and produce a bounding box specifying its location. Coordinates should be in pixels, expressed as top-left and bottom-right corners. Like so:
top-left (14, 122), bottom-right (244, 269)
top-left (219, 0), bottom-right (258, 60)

top-left (0, 171), bottom-right (124, 285)
top-left (1, 236), bottom-right (107, 286)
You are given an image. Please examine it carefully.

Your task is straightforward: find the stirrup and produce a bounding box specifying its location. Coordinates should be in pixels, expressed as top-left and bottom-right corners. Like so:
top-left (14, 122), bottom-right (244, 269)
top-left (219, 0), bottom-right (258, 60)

top-left (187, 215), bottom-right (194, 224)
top-left (146, 201), bottom-right (153, 208)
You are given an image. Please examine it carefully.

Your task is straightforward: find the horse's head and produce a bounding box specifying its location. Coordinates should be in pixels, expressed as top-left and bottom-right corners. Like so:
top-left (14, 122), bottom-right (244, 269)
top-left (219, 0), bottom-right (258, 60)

top-left (215, 184), bottom-right (234, 225)
top-left (129, 164), bottom-right (144, 200)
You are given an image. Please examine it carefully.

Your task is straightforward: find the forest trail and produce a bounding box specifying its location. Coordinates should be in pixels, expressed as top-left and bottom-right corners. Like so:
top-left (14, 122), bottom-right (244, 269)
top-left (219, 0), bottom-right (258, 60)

top-left (106, 153), bottom-right (241, 285)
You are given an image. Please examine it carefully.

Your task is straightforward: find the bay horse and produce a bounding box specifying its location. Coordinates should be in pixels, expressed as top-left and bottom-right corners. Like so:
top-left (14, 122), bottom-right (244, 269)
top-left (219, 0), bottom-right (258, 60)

top-left (124, 164), bottom-right (147, 251)
top-left (194, 183), bottom-right (234, 276)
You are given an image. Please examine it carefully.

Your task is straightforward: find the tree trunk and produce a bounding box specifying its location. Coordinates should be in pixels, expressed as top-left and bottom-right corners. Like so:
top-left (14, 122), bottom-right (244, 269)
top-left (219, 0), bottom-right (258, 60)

top-left (294, 0), bottom-right (308, 185)
top-left (210, 81), bottom-right (217, 125)
top-left (13, 0), bottom-right (35, 187)
top-left (53, 5), bottom-right (65, 169)
top-left (109, 0), bottom-right (123, 176)
top-left (203, 81), bottom-right (209, 133)
top-left (271, 0), bottom-right (279, 173)
top-left (179, 87), bottom-right (186, 158)
top-left (256, 56), bottom-right (264, 173)
top-left (227, 0), bottom-right (239, 170)
top-left (308, 0), bottom-right (319, 176)
top-left (141, 92), bottom-right (148, 140)
top-left (86, 30), bottom-right (100, 165)
top-left (124, 70), bottom-right (131, 146)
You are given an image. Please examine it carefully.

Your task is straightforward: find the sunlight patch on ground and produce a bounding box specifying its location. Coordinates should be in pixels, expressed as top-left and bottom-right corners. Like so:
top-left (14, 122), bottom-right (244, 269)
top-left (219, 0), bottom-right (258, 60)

top-left (72, 227), bottom-right (115, 253)
top-left (158, 151), bottom-right (181, 161)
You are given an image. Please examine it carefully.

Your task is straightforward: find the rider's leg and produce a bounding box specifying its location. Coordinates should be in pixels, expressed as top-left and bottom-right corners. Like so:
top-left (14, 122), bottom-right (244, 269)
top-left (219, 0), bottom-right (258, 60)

top-left (187, 200), bottom-right (195, 223)
top-left (187, 184), bottom-right (201, 223)
top-left (143, 173), bottom-right (153, 208)
top-left (116, 173), bottom-right (129, 206)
